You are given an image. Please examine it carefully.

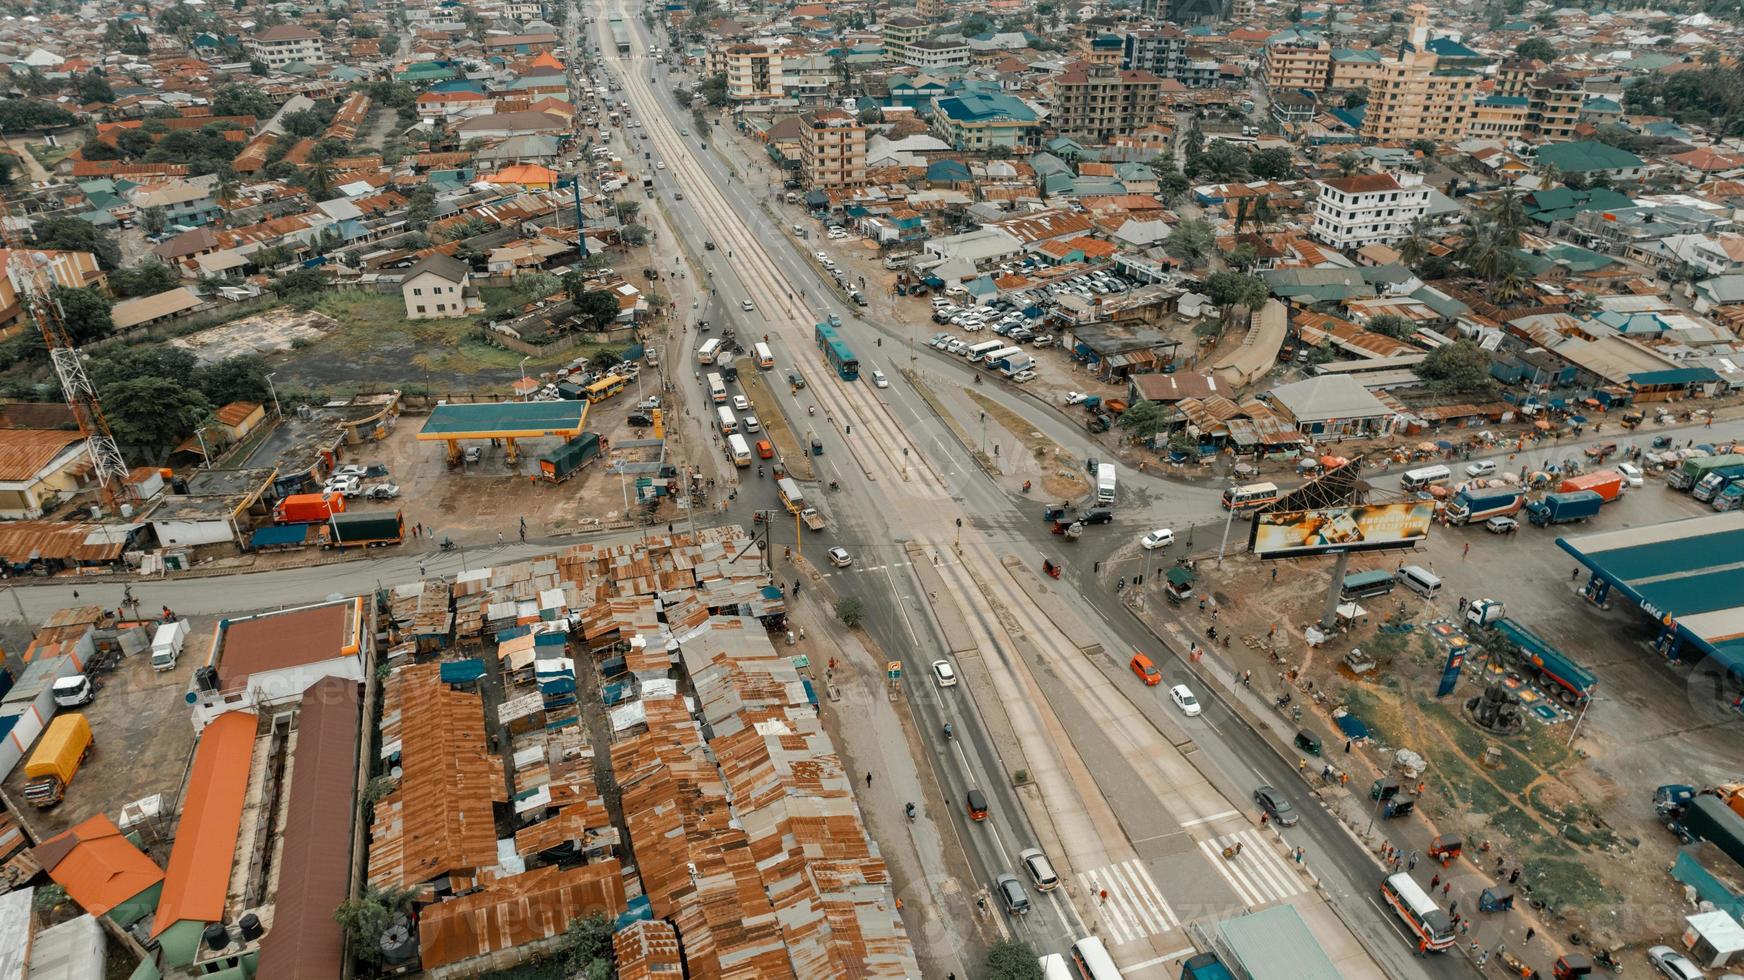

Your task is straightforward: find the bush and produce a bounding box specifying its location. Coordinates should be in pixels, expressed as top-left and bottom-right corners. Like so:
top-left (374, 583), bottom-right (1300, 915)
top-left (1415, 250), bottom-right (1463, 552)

top-left (836, 596), bottom-right (864, 628)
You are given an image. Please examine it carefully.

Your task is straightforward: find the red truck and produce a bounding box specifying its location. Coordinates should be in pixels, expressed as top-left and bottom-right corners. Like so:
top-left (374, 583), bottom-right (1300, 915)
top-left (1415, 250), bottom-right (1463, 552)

top-left (274, 492), bottom-right (347, 524)
top-left (1556, 470), bottom-right (1625, 503)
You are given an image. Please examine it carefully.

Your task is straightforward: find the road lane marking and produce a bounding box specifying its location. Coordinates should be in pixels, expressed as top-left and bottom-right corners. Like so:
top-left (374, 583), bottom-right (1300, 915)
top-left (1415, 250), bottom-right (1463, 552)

top-left (1123, 948), bottom-right (1199, 973)
top-left (1196, 829), bottom-right (1306, 908)
top-left (1078, 859), bottom-right (1177, 945)
top-left (1180, 809), bottom-right (1240, 827)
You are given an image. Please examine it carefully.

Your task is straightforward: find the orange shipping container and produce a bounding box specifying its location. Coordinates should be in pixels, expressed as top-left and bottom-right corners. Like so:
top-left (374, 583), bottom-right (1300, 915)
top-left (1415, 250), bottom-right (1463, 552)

top-left (273, 491), bottom-right (347, 524)
top-left (1555, 471), bottom-right (1624, 503)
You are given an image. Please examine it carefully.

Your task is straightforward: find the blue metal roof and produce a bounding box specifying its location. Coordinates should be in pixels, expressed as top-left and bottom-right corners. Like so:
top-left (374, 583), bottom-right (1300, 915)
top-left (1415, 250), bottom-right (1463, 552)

top-left (1629, 368), bottom-right (1721, 386)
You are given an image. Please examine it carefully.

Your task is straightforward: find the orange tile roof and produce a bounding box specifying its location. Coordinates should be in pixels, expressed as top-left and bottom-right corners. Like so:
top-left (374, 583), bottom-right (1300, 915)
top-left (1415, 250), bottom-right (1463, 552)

top-left (35, 814), bottom-right (164, 917)
top-left (153, 711), bottom-right (257, 937)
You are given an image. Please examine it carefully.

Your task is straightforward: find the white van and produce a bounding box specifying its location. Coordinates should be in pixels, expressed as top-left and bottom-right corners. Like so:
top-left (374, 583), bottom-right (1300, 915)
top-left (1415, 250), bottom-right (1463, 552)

top-left (726, 433), bottom-right (752, 467)
top-left (696, 338), bottom-right (724, 364)
top-left (1398, 565), bottom-right (1442, 598)
top-left (716, 406), bottom-right (737, 434)
top-left (151, 620), bottom-right (190, 672)
top-left (1401, 465), bottom-right (1452, 492)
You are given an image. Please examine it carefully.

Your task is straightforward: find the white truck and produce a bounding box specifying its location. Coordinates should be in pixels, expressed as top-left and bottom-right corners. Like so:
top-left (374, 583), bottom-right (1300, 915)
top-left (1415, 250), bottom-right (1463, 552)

top-left (1088, 463), bottom-right (1116, 502)
top-left (151, 620), bottom-right (190, 672)
top-left (1096, 463), bottom-right (1117, 505)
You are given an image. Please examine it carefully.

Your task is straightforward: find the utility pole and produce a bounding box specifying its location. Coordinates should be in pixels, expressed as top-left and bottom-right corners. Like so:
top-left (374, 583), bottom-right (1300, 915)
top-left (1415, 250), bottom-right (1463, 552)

top-left (1216, 489), bottom-right (1237, 566)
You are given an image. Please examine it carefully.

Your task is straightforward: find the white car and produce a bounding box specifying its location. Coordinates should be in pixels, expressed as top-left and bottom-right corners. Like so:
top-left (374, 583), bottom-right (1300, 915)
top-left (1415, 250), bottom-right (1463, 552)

top-left (1169, 684), bottom-right (1202, 717)
top-left (655, 161), bottom-right (666, 170)
top-left (1616, 461), bottom-right (1644, 487)
top-left (732, 394), bottom-right (750, 411)
top-left (323, 476), bottom-right (361, 496)
top-left (815, 251), bottom-right (828, 261)
top-left (1648, 946), bottom-right (1706, 980)
top-left (872, 370), bottom-right (889, 388)
top-left (1466, 460), bottom-right (1497, 477)
top-left (1140, 528), bottom-right (1175, 550)
top-left (740, 300), bottom-right (755, 312)
top-left (743, 415), bottom-right (760, 432)
top-left (1019, 848), bottom-right (1060, 891)
top-left (932, 660), bottom-right (958, 687)
top-left (827, 547), bottom-right (853, 568)
top-left (1011, 369), bottom-right (1036, 383)
top-left (333, 464), bottom-right (368, 480)
top-left (1064, 391), bottom-right (1089, 405)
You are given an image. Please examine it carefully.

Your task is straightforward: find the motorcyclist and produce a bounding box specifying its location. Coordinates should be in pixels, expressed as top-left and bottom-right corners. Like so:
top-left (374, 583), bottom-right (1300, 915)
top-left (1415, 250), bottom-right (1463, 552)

top-left (906, 802), bottom-right (916, 822)
top-left (943, 722), bottom-right (953, 739)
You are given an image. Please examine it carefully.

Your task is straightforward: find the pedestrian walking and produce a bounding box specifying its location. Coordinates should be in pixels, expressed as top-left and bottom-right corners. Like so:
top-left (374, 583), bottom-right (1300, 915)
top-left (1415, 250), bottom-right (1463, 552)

top-left (1524, 927), bottom-right (1535, 944)
top-left (1442, 881), bottom-right (1451, 898)
top-left (1408, 851), bottom-right (1419, 871)
top-left (1463, 542), bottom-right (1470, 558)
top-left (1430, 873), bottom-right (1441, 890)
top-left (1572, 567), bottom-right (1580, 581)
top-left (419, 563), bottom-right (426, 577)
top-left (1458, 596), bottom-right (1468, 613)
top-left (498, 531), bottom-right (504, 545)
top-left (794, 580), bottom-right (802, 595)
top-left (1509, 867), bottom-right (1521, 885)
top-left (1344, 739), bottom-right (1352, 753)
top-left (1271, 567), bottom-right (1277, 582)
top-left (865, 772), bottom-right (873, 788)
top-left (1294, 846), bottom-right (1305, 864)
top-left (1448, 900), bottom-right (1458, 916)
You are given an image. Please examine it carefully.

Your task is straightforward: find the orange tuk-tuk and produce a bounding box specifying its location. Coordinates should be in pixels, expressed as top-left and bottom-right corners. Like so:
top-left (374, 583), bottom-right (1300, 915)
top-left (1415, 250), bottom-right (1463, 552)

top-left (966, 788), bottom-right (989, 821)
top-left (1428, 834), bottom-right (1462, 866)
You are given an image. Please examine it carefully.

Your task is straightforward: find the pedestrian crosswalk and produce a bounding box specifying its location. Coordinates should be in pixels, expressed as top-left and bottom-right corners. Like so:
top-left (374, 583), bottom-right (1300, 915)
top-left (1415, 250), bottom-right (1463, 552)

top-left (1079, 859), bottom-right (1180, 946)
top-left (1195, 829), bottom-right (1308, 908)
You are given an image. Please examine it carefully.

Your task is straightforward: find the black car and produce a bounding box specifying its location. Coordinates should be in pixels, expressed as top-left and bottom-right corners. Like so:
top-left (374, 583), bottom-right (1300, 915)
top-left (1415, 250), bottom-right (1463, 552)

top-left (1081, 508), bottom-right (1114, 525)
top-left (704, 241), bottom-right (716, 250)
top-left (628, 412), bottom-right (655, 427)
top-left (787, 371), bottom-right (806, 389)
top-left (1253, 785), bottom-right (1298, 826)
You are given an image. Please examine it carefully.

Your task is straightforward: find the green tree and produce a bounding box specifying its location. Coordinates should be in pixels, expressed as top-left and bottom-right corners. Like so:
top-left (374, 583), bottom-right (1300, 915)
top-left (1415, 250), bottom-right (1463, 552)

top-left (48, 286), bottom-right (113, 343)
top-left (575, 290), bottom-right (622, 331)
top-left (1418, 339), bottom-right (1497, 396)
top-left (1167, 218), bottom-right (1215, 265)
top-left (0, 100), bottom-right (76, 131)
top-left (281, 108), bottom-right (324, 137)
top-left (90, 345), bottom-right (199, 391)
top-left (75, 70), bottom-right (114, 105)
top-left (116, 128), bottom-right (157, 158)
top-left (0, 153), bottom-right (14, 189)
top-left (699, 73), bottom-right (729, 107)
top-left (673, 86), bottom-right (694, 108)
top-left (1116, 400), bottom-right (1173, 440)
top-left (195, 355), bottom-right (271, 406)
top-left (558, 913), bottom-right (614, 978)
top-left (110, 262), bottom-right (181, 298)
top-left (212, 83), bottom-right (276, 118)
top-left (1515, 37), bottom-right (1557, 61)
top-left (836, 596), bottom-right (864, 628)
top-left (34, 217), bottom-right (121, 269)
top-left (1249, 146), bottom-right (1296, 180)
top-left (1205, 271), bottom-right (1271, 324)
top-left (620, 224), bottom-right (649, 247)
top-left (140, 206), bottom-right (168, 236)
top-left (616, 200), bottom-right (641, 223)
top-left (985, 939), bottom-right (1045, 980)
top-left (271, 268), bottom-right (326, 297)
top-left (1333, 151), bottom-right (1364, 176)
top-left (1185, 139), bottom-right (1250, 181)
top-left (333, 885), bottom-right (418, 967)
top-left (103, 376), bottom-right (212, 458)
top-left (1366, 313), bottom-right (1415, 339)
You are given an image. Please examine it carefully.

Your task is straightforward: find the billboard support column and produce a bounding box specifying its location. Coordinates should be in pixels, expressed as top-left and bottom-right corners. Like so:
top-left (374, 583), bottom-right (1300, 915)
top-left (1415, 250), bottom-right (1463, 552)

top-left (1319, 549), bottom-right (1351, 631)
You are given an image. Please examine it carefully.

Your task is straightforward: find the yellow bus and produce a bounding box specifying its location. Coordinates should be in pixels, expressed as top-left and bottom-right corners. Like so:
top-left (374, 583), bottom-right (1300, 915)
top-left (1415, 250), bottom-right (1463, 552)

top-left (584, 374), bottom-right (628, 403)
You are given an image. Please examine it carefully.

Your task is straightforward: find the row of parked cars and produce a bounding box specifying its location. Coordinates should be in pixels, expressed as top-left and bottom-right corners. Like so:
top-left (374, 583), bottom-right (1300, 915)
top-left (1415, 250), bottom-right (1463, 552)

top-left (1009, 268), bottom-right (1138, 307)
top-left (930, 300), bottom-right (1055, 347)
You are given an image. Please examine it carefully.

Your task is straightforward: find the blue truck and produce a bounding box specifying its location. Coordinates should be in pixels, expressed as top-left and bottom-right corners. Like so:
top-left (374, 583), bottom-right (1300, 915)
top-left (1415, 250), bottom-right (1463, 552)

top-left (1444, 487), bottom-right (1526, 525)
top-left (1489, 618), bottom-right (1597, 705)
top-left (1525, 490), bottom-right (1602, 527)
top-left (1181, 953), bottom-right (1236, 980)
top-left (1713, 475), bottom-right (1744, 511)
top-left (1693, 463), bottom-right (1744, 503)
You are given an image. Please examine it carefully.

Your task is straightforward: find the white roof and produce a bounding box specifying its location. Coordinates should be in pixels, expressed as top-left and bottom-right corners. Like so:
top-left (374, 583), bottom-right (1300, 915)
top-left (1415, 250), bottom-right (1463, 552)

top-left (1269, 375), bottom-right (1394, 423)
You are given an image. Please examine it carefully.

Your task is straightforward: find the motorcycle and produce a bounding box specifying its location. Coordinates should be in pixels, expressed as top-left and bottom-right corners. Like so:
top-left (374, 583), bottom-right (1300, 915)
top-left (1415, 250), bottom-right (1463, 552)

top-left (943, 722), bottom-right (953, 740)
top-left (439, 538), bottom-right (458, 552)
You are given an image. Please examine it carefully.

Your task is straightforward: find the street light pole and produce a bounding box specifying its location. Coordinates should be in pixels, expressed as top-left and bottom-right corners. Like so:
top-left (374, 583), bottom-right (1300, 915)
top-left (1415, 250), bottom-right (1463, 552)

top-left (265, 372), bottom-right (282, 418)
top-left (519, 356), bottom-right (532, 401)
top-left (1217, 488), bottom-right (1237, 567)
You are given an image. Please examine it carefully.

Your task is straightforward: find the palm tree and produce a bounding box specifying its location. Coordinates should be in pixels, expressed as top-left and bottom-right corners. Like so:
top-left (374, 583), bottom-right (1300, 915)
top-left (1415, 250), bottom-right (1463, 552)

top-left (1232, 195), bottom-right (1251, 234)
top-left (215, 175), bottom-right (240, 209)
top-left (1398, 215), bottom-right (1433, 269)
top-left (305, 159), bottom-right (335, 198)
top-left (1486, 190), bottom-right (1526, 248)
top-left (1459, 220), bottom-right (1509, 282)
top-left (1334, 152), bottom-right (1363, 177)
top-left (1492, 264), bottom-right (1529, 304)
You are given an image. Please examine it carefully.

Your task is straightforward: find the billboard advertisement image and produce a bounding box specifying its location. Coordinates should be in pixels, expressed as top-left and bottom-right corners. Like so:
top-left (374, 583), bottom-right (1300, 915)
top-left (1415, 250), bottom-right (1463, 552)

top-left (1248, 502), bottom-right (1435, 558)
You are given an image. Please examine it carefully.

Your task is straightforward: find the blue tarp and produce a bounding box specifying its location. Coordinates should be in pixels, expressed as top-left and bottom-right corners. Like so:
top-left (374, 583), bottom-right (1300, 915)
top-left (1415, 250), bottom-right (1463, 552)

top-left (249, 524), bottom-right (310, 548)
top-left (534, 632), bottom-right (567, 647)
top-left (1335, 713), bottom-right (1369, 740)
top-left (440, 659), bottom-right (486, 684)
top-left (496, 625), bottom-right (531, 643)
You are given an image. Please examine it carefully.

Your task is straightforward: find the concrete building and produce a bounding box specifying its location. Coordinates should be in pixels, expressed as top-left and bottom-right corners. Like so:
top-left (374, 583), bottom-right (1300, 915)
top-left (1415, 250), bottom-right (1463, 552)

top-left (1310, 172), bottom-right (1430, 250)
top-left (1525, 72), bottom-right (1584, 141)
top-left (1261, 31), bottom-right (1330, 92)
top-left (1360, 7), bottom-right (1478, 142)
top-left (1470, 95), bottom-right (1529, 139)
top-left (932, 91), bottom-right (1041, 152)
top-left (1124, 27), bottom-right (1187, 80)
top-left (725, 44), bottom-right (785, 101)
top-left (798, 110), bottom-right (868, 189)
top-left (0, 428), bottom-right (91, 519)
top-left (401, 253), bottom-right (478, 320)
top-left (918, 0), bottom-right (949, 20)
top-left (245, 25), bottom-right (327, 67)
top-left (0, 248), bottom-right (106, 339)
top-left (1050, 62), bottom-right (1165, 143)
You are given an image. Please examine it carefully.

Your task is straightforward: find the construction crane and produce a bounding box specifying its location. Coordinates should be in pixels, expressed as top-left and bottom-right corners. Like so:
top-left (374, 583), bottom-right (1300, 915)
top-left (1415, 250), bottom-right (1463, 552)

top-left (1, 199), bottom-right (130, 514)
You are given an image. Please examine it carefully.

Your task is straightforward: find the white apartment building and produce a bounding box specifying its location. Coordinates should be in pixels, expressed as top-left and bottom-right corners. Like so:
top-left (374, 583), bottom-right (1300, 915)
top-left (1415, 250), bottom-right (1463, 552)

top-left (1310, 172), bottom-right (1430, 250)
top-left (245, 25), bottom-right (328, 67)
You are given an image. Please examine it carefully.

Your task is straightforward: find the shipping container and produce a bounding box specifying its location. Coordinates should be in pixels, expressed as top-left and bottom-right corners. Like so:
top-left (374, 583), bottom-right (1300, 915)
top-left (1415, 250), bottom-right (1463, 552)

top-left (538, 434), bottom-right (603, 483)
top-left (321, 510), bottom-right (404, 549)
top-left (273, 492), bottom-right (346, 524)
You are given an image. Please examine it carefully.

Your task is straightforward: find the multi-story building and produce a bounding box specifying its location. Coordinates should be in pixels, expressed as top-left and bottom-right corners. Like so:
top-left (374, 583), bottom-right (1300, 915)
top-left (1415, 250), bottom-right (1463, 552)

top-left (932, 90), bottom-right (1041, 152)
top-left (0, 249), bottom-right (107, 339)
top-left (1123, 27), bottom-right (1187, 81)
top-left (1493, 58), bottom-right (1542, 99)
top-left (1050, 62), bottom-right (1165, 143)
top-left (798, 109), bottom-right (868, 189)
top-left (1525, 72), bottom-right (1583, 141)
top-left (1168, 0), bottom-right (1225, 23)
top-left (1469, 95), bottom-right (1528, 139)
top-left (1360, 6), bottom-right (1477, 142)
top-left (1328, 48), bottom-right (1386, 92)
top-left (725, 44), bottom-right (785, 101)
top-left (246, 25), bottom-right (328, 67)
top-left (918, 0), bottom-right (949, 20)
top-left (1071, 33), bottom-right (1125, 66)
top-left (1310, 172), bottom-right (1430, 250)
top-left (892, 38), bottom-right (971, 69)
top-left (1262, 31), bottom-right (1331, 92)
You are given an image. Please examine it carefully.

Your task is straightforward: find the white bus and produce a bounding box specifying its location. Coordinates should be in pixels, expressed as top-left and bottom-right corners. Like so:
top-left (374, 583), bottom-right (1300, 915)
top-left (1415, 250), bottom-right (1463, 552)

top-left (726, 433), bottom-right (752, 467)
top-left (1069, 937), bottom-right (1123, 979)
top-left (1039, 953), bottom-right (1073, 980)
top-left (1400, 464), bottom-right (1453, 492)
top-left (965, 340), bottom-right (1005, 363)
top-left (716, 405), bottom-right (737, 434)
top-left (1380, 873), bottom-right (1455, 952)
top-left (706, 372), bottom-right (727, 404)
top-left (982, 345), bottom-right (1023, 368)
top-left (1222, 481), bottom-right (1280, 511)
top-left (696, 338), bottom-right (724, 364)
top-left (753, 342), bottom-right (775, 369)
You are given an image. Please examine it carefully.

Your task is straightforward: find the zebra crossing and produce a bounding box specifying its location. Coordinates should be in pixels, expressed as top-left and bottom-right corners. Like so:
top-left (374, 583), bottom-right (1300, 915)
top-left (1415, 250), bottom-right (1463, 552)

top-left (1079, 859), bottom-right (1180, 946)
top-left (1195, 829), bottom-right (1309, 908)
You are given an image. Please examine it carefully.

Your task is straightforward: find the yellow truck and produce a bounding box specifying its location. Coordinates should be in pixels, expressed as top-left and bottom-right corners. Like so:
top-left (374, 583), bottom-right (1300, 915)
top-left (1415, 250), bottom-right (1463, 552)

top-left (24, 713), bottom-right (92, 807)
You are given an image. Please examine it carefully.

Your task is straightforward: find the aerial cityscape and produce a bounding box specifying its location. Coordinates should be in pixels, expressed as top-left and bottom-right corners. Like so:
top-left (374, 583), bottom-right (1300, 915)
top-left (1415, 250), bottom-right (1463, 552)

top-left (0, 0), bottom-right (1742, 976)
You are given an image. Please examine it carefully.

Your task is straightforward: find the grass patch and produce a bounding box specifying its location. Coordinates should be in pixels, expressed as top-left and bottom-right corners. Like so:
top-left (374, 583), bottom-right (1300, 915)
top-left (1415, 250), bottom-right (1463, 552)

top-left (1526, 856), bottom-right (1611, 912)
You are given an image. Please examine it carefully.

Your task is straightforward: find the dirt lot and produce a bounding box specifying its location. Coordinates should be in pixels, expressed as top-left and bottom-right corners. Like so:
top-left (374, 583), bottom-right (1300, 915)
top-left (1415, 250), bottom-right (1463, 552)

top-left (4, 618), bottom-right (205, 846)
top-left (1154, 482), bottom-right (1739, 952)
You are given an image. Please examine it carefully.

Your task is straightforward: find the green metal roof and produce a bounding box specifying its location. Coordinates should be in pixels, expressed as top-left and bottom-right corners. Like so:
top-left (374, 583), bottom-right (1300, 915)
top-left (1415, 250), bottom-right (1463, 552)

top-left (1534, 140), bottom-right (1645, 174)
top-left (418, 401), bottom-right (589, 439)
top-left (1217, 905), bottom-right (1341, 980)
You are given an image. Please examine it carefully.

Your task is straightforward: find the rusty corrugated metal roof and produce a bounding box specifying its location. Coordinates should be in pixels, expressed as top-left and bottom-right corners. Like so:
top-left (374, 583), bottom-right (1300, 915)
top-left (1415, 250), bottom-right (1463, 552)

top-left (417, 863), bottom-right (627, 969)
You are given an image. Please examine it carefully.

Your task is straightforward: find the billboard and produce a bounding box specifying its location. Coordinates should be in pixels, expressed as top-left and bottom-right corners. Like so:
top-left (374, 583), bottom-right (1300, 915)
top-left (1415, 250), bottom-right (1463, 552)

top-left (1248, 502), bottom-right (1435, 558)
